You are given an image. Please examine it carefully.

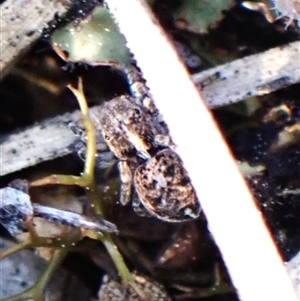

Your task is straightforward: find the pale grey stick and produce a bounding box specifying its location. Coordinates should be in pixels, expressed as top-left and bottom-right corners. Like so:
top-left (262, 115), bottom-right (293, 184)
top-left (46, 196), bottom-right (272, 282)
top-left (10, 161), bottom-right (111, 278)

top-left (32, 203), bottom-right (118, 233)
top-left (0, 106), bottom-right (110, 176)
top-left (0, 186), bottom-right (118, 236)
top-left (1, 109), bottom-right (83, 176)
top-left (195, 41), bottom-right (300, 108)
top-left (0, 0), bottom-right (71, 77)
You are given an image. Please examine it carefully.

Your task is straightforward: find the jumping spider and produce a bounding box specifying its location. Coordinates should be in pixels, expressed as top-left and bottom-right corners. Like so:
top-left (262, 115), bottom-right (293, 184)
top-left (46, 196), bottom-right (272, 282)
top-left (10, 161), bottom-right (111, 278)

top-left (73, 65), bottom-right (201, 222)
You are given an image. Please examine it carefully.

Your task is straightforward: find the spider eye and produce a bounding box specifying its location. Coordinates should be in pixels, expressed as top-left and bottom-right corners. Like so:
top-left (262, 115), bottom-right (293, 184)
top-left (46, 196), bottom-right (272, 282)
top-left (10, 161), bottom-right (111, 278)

top-left (131, 108), bottom-right (141, 123)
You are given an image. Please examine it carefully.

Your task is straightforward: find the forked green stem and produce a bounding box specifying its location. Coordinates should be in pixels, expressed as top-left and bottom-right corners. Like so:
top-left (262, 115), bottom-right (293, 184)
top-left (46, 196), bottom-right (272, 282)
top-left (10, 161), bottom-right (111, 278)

top-left (29, 79), bottom-right (138, 296)
top-left (68, 80), bottom-right (141, 295)
top-left (9, 79), bottom-right (140, 300)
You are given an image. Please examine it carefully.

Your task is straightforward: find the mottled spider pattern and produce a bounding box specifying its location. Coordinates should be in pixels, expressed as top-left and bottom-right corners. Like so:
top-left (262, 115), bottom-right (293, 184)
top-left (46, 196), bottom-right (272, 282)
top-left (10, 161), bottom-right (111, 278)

top-left (134, 149), bottom-right (200, 222)
top-left (96, 95), bottom-right (172, 160)
top-left (98, 271), bottom-right (172, 301)
top-left (74, 65), bottom-right (200, 222)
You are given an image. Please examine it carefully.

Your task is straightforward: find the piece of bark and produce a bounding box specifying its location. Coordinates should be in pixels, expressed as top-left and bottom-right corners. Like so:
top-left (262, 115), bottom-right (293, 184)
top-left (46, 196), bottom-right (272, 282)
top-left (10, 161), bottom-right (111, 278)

top-left (0, 0), bottom-right (69, 77)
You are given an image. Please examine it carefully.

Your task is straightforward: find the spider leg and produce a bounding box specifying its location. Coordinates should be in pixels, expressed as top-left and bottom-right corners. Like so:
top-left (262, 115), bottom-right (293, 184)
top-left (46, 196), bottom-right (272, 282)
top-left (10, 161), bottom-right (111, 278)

top-left (124, 64), bottom-right (158, 115)
top-left (95, 151), bottom-right (116, 169)
top-left (132, 192), bottom-right (152, 218)
top-left (154, 134), bottom-right (175, 149)
top-left (283, 17), bottom-right (294, 29)
top-left (118, 160), bottom-right (133, 205)
top-left (68, 121), bottom-right (86, 140)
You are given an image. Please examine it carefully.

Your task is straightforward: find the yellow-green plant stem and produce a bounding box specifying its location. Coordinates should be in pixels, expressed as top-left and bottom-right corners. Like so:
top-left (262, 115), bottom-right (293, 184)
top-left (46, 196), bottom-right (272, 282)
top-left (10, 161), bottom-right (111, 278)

top-left (31, 174), bottom-right (87, 187)
top-left (68, 81), bottom-right (97, 178)
top-left (32, 248), bottom-right (69, 297)
top-left (1, 235), bottom-right (80, 261)
top-left (0, 241), bottom-right (32, 260)
top-left (175, 283), bottom-right (235, 299)
top-left (30, 79), bottom-right (139, 296)
top-left (1, 217), bottom-right (81, 261)
top-left (31, 79), bottom-right (97, 191)
top-left (101, 234), bottom-right (132, 283)
top-left (172, 264), bottom-right (235, 298)
top-left (102, 234), bottom-right (147, 299)
top-left (68, 80), bottom-right (143, 296)
top-left (116, 238), bottom-right (154, 272)
top-left (1, 248), bottom-right (69, 301)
